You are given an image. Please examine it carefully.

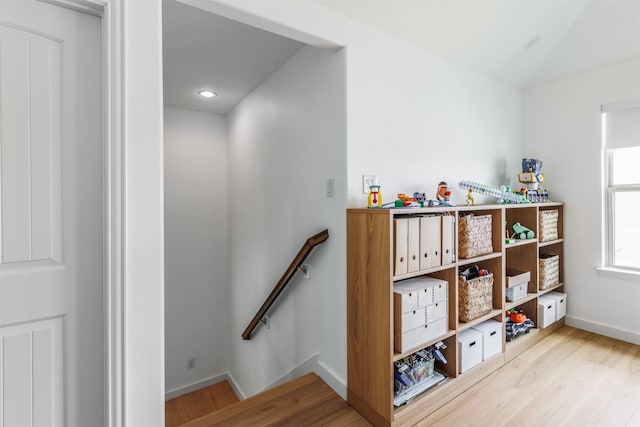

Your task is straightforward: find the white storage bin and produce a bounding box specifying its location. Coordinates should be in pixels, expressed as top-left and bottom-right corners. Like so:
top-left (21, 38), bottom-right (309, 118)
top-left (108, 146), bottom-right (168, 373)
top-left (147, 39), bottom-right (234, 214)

top-left (538, 296), bottom-right (556, 328)
top-left (426, 300), bottom-right (447, 323)
top-left (471, 320), bottom-right (502, 360)
top-left (395, 317), bottom-right (447, 353)
top-left (545, 291), bottom-right (567, 319)
top-left (396, 307), bottom-right (427, 333)
top-left (458, 328), bottom-right (483, 373)
top-left (432, 280), bottom-right (448, 303)
top-left (506, 283), bottom-right (527, 302)
top-left (394, 277), bottom-right (446, 312)
top-left (506, 269), bottom-right (530, 288)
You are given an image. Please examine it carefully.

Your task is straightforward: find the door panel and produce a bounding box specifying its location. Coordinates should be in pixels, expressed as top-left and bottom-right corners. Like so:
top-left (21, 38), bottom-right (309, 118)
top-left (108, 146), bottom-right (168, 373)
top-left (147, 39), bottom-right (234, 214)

top-left (0, 25), bottom-right (62, 264)
top-left (0, 1), bottom-right (102, 425)
top-left (0, 318), bottom-right (64, 427)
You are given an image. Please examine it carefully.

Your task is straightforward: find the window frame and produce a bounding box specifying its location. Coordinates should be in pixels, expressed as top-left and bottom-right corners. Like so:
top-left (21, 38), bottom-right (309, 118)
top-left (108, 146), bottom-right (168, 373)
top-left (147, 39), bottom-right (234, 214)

top-left (605, 154), bottom-right (640, 272)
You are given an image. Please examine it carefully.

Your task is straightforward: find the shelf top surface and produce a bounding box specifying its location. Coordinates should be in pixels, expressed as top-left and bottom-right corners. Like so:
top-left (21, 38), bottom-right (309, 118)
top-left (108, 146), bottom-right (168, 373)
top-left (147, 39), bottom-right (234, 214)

top-left (347, 202), bottom-right (563, 215)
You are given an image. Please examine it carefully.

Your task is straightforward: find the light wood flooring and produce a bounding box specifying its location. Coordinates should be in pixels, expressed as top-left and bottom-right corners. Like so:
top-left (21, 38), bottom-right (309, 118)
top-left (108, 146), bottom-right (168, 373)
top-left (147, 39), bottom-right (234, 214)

top-left (165, 380), bottom-right (240, 427)
top-left (180, 372), bottom-right (370, 426)
top-left (166, 327), bottom-right (639, 426)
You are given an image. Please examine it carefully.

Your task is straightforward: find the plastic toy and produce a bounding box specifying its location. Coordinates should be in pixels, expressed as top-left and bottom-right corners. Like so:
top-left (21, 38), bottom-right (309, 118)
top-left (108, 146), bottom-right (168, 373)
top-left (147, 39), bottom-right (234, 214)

top-left (459, 265), bottom-right (489, 281)
top-left (466, 188), bottom-right (475, 206)
top-left (459, 180), bottom-right (524, 204)
top-left (367, 185), bottom-right (382, 208)
top-left (512, 222), bottom-right (535, 240)
top-left (436, 182), bottom-right (450, 203)
top-left (436, 182), bottom-right (455, 206)
top-left (518, 158), bottom-right (551, 202)
top-left (505, 309), bottom-right (535, 342)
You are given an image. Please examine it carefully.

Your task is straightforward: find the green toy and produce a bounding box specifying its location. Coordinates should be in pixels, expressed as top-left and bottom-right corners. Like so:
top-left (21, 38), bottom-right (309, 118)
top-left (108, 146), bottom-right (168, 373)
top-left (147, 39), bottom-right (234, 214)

top-left (512, 222), bottom-right (535, 240)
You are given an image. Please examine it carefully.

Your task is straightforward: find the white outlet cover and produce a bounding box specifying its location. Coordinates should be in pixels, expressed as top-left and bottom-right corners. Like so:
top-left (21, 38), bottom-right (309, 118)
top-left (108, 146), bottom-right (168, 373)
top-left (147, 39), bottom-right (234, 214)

top-left (363, 175), bottom-right (378, 194)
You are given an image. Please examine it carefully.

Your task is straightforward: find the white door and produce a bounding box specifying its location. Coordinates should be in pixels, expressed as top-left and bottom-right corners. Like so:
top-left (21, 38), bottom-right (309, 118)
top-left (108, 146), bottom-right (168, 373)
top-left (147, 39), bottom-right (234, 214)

top-left (0, 1), bottom-right (103, 426)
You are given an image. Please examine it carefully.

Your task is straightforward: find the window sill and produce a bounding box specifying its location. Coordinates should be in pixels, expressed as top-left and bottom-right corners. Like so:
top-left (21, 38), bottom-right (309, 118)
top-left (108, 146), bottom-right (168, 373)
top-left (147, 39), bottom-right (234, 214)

top-left (595, 267), bottom-right (640, 280)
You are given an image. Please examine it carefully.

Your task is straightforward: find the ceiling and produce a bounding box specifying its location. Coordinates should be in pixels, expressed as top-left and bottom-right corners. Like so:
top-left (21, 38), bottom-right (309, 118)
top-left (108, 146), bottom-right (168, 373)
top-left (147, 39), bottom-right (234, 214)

top-left (162, 0), bottom-right (303, 114)
top-left (163, 0), bottom-right (640, 114)
top-left (317, 0), bottom-right (640, 87)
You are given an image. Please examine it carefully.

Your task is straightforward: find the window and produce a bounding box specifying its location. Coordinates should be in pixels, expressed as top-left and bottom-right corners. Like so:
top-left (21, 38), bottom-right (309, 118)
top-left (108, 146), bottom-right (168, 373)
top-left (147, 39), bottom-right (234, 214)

top-left (602, 99), bottom-right (640, 271)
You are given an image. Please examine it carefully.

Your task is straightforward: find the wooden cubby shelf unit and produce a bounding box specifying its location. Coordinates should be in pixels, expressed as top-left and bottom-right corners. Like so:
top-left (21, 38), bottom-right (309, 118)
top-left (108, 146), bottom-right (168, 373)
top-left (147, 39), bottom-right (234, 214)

top-left (347, 202), bottom-right (565, 427)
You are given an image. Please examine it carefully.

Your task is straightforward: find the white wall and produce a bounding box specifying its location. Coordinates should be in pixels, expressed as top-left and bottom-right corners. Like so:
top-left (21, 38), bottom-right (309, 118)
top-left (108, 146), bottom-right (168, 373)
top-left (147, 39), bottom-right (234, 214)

top-left (164, 106), bottom-right (230, 394)
top-left (345, 27), bottom-right (522, 207)
top-left (523, 57), bottom-right (640, 344)
top-left (226, 45), bottom-right (347, 397)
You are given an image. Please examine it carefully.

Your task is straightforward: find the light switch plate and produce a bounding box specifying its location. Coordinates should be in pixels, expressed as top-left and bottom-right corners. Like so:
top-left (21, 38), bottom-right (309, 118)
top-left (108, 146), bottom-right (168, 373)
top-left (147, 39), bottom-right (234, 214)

top-left (363, 175), bottom-right (378, 194)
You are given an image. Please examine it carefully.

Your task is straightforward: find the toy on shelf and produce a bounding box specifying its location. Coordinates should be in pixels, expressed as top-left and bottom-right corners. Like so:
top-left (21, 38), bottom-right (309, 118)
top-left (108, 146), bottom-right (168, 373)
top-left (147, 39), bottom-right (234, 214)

top-left (505, 221), bottom-right (515, 245)
top-left (465, 188), bottom-right (475, 206)
top-left (519, 158), bottom-right (550, 202)
top-left (436, 181), bottom-right (455, 206)
top-left (505, 308), bottom-right (535, 342)
top-left (512, 222), bottom-right (535, 240)
top-left (367, 185), bottom-right (382, 208)
top-left (458, 180), bottom-right (524, 204)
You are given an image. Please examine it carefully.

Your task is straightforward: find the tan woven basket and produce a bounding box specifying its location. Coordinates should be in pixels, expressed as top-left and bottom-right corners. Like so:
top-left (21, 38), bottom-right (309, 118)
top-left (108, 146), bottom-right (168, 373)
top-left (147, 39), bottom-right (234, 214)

top-left (458, 214), bottom-right (493, 258)
top-left (539, 254), bottom-right (560, 290)
top-left (458, 273), bottom-right (493, 322)
top-left (539, 210), bottom-right (559, 243)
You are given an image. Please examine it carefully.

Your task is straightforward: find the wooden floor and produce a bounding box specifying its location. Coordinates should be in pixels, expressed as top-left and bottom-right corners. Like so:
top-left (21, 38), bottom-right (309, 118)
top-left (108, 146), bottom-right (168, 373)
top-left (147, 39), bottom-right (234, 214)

top-left (180, 373), bottom-right (370, 426)
top-left (166, 327), bottom-right (639, 427)
top-left (165, 380), bottom-right (240, 427)
top-left (418, 326), bottom-right (640, 427)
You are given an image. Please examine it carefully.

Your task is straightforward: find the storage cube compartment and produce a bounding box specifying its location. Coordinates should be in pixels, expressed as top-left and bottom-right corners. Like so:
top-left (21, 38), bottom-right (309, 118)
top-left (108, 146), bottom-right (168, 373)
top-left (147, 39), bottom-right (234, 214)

top-left (458, 273), bottom-right (493, 322)
top-left (458, 329), bottom-right (483, 373)
top-left (539, 254), bottom-right (560, 290)
top-left (545, 291), bottom-right (567, 319)
top-left (539, 209), bottom-right (559, 242)
top-left (471, 320), bottom-right (502, 360)
top-left (538, 296), bottom-right (557, 328)
top-left (458, 214), bottom-right (493, 258)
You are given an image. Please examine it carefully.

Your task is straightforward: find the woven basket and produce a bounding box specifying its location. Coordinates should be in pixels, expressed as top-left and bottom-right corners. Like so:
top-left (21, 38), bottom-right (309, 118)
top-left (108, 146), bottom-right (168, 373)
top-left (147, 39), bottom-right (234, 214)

top-left (458, 214), bottom-right (493, 258)
top-left (539, 210), bottom-right (559, 243)
top-left (458, 273), bottom-right (493, 322)
top-left (539, 254), bottom-right (560, 290)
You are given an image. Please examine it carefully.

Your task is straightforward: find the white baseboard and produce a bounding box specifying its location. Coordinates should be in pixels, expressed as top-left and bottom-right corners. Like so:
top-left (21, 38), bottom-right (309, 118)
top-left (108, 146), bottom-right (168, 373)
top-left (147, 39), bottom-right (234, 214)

top-left (315, 359), bottom-right (347, 399)
top-left (166, 356), bottom-right (347, 402)
top-left (566, 315), bottom-right (640, 345)
top-left (165, 371), bottom-right (247, 401)
top-left (259, 354), bottom-right (347, 399)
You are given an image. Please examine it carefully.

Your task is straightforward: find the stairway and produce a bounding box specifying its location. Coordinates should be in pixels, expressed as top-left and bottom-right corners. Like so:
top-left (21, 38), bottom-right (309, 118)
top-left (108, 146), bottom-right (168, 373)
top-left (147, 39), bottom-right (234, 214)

top-left (182, 373), bottom-right (370, 426)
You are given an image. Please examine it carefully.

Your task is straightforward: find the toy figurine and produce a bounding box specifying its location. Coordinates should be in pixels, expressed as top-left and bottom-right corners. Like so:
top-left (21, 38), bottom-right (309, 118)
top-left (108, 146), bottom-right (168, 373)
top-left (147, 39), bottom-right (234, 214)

top-left (436, 182), bottom-right (449, 202)
top-left (436, 182), bottom-right (455, 206)
top-left (466, 188), bottom-right (474, 206)
top-left (367, 185), bottom-right (382, 208)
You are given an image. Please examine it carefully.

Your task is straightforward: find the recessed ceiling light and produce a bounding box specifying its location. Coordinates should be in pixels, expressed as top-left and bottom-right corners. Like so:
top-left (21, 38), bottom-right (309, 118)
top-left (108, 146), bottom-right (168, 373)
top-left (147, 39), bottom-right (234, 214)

top-left (199, 90), bottom-right (217, 98)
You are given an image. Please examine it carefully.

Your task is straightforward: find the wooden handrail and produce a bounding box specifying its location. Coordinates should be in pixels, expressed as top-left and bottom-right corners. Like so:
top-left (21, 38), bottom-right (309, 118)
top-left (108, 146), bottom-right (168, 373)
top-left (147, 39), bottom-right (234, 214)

top-left (242, 229), bottom-right (329, 340)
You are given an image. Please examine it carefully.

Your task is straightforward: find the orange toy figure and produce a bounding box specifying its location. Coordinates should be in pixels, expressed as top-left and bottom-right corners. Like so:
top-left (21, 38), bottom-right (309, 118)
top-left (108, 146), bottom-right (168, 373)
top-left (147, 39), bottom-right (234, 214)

top-left (367, 185), bottom-right (382, 208)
